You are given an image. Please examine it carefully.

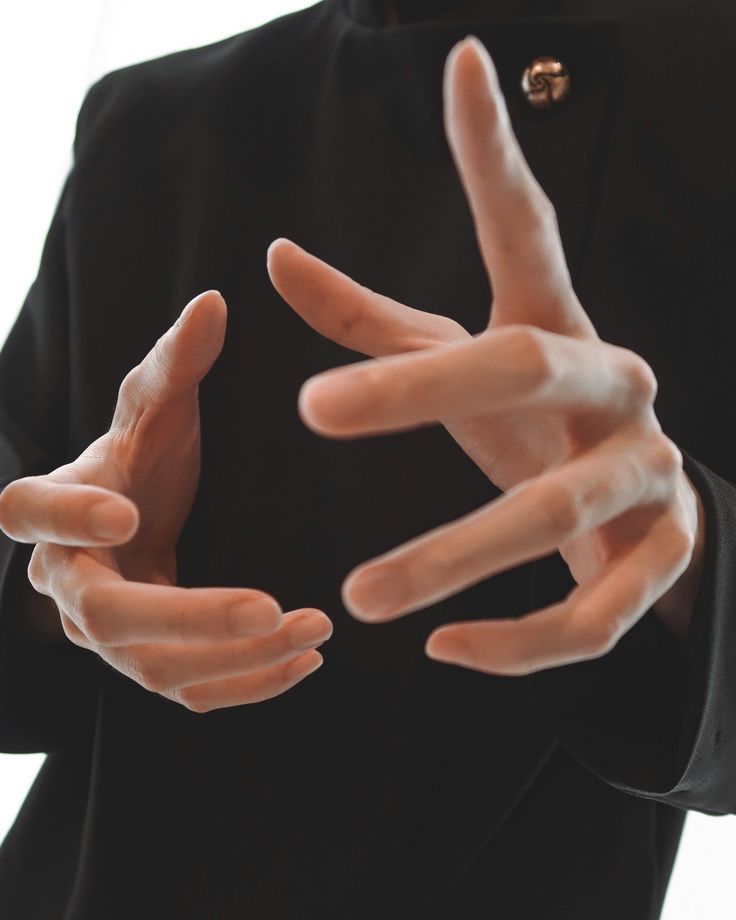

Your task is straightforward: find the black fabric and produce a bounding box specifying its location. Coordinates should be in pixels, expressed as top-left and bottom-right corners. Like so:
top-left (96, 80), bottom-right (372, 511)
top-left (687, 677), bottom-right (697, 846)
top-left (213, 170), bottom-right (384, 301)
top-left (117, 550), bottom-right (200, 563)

top-left (388, 0), bottom-right (567, 24)
top-left (0, 0), bottom-right (734, 916)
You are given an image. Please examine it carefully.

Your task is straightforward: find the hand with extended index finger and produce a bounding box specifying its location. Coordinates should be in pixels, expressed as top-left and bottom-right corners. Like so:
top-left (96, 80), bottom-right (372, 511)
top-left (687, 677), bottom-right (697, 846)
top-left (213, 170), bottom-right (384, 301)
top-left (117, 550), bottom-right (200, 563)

top-left (0, 291), bottom-right (332, 712)
top-left (267, 36), bottom-right (705, 676)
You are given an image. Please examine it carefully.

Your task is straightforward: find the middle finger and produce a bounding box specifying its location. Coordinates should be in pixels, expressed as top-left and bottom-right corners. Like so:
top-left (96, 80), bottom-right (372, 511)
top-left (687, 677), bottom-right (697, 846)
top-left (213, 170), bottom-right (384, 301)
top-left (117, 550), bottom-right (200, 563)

top-left (38, 545), bottom-right (284, 645)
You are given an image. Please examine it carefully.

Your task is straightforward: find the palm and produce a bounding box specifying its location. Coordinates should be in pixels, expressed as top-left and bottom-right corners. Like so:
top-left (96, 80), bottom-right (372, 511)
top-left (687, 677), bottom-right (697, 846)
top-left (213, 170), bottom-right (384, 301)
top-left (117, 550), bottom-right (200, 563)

top-left (50, 308), bottom-right (217, 589)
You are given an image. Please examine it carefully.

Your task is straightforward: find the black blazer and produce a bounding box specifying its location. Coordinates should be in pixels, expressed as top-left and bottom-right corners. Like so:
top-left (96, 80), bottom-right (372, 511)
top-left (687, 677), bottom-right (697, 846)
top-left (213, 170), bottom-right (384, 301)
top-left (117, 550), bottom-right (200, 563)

top-left (1, 1), bottom-right (735, 917)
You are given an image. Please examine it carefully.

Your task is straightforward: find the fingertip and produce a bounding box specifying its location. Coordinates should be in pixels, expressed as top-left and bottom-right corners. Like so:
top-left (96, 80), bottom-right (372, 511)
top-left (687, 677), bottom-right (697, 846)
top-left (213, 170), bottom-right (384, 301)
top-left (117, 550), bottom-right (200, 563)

top-left (456, 35), bottom-right (498, 83)
top-left (178, 289), bottom-right (210, 320)
top-left (182, 290), bottom-right (228, 350)
top-left (424, 629), bottom-right (444, 659)
top-left (298, 367), bottom-right (370, 437)
top-left (199, 289), bottom-right (228, 320)
top-left (267, 236), bottom-right (292, 257)
top-left (286, 648), bottom-right (324, 681)
top-left (341, 560), bottom-right (407, 623)
top-left (86, 497), bottom-right (140, 543)
top-left (445, 33), bottom-right (471, 68)
top-left (203, 289), bottom-right (227, 308)
top-left (0, 483), bottom-right (14, 533)
top-left (267, 237), bottom-right (298, 273)
top-left (297, 376), bottom-right (326, 431)
top-left (340, 566), bottom-right (362, 617)
top-left (172, 290), bottom-right (226, 341)
top-left (297, 374), bottom-right (345, 435)
top-left (310, 609), bottom-right (335, 638)
top-left (444, 34), bottom-right (499, 117)
top-left (424, 627), bottom-right (466, 663)
top-left (468, 36), bottom-right (498, 80)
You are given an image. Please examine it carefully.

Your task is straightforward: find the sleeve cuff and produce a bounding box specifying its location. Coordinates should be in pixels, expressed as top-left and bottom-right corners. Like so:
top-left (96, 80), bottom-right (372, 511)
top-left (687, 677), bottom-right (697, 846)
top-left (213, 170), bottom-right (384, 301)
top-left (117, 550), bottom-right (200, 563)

top-left (524, 448), bottom-right (736, 815)
top-left (0, 532), bottom-right (103, 754)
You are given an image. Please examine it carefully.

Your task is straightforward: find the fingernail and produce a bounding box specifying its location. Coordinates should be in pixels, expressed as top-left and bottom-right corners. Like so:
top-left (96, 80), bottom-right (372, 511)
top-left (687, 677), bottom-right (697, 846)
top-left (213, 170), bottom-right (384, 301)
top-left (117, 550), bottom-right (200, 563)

top-left (287, 650), bottom-right (324, 680)
top-left (290, 614), bottom-right (333, 650)
top-left (173, 290), bottom-right (221, 329)
top-left (87, 499), bottom-right (134, 540)
top-left (229, 599), bottom-right (281, 636)
top-left (173, 295), bottom-right (200, 329)
top-left (343, 565), bottom-right (406, 621)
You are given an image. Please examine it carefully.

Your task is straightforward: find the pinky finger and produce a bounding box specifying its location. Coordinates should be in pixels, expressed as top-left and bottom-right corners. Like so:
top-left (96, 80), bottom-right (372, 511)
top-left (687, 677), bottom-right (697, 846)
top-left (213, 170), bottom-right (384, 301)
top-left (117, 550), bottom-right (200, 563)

top-left (425, 512), bottom-right (693, 676)
top-left (161, 649), bottom-right (324, 712)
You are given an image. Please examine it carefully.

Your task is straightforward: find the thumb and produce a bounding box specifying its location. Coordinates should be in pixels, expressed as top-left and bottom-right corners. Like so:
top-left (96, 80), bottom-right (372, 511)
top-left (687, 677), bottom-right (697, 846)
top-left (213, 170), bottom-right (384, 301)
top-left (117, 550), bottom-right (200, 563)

top-left (111, 290), bottom-right (227, 428)
top-left (156, 289), bottom-right (228, 389)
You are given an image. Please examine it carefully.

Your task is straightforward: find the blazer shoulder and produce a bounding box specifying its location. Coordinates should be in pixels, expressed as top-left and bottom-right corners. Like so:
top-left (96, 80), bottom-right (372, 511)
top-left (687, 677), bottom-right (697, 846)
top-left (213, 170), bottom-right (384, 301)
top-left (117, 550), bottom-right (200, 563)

top-left (72, 1), bottom-right (326, 162)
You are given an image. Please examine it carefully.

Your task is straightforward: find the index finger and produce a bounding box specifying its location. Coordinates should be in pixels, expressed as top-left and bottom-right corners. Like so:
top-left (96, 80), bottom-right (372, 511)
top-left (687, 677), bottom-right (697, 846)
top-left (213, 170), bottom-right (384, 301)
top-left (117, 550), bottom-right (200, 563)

top-left (444, 38), bottom-right (591, 336)
top-left (110, 289), bottom-right (226, 432)
top-left (0, 475), bottom-right (139, 545)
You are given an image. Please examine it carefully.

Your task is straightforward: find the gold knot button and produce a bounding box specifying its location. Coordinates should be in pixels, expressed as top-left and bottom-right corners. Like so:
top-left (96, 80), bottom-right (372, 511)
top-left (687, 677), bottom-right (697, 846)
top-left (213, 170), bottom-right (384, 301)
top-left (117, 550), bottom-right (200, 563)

top-left (521, 56), bottom-right (571, 110)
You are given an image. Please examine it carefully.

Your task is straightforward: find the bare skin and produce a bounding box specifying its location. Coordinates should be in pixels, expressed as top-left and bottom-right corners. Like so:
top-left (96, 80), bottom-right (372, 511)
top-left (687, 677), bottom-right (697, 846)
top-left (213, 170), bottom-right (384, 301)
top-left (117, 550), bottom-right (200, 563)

top-left (0, 291), bottom-right (333, 712)
top-left (0, 38), bottom-right (704, 704)
top-left (267, 37), bottom-right (705, 677)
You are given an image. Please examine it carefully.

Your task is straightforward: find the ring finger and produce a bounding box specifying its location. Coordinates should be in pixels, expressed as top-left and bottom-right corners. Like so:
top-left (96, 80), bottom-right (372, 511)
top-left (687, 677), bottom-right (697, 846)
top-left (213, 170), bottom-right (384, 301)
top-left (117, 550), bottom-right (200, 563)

top-left (96, 608), bottom-right (333, 693)
top-left (343, 429), bottom-right (679, 621)
top-left (425, 509), bottom-right (694, 675)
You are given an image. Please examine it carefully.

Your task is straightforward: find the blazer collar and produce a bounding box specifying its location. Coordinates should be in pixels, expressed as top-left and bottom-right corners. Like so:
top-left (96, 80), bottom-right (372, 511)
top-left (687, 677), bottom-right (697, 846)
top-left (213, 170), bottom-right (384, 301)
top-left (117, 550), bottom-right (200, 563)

top-left (334, 1), bottom-right (624, 288)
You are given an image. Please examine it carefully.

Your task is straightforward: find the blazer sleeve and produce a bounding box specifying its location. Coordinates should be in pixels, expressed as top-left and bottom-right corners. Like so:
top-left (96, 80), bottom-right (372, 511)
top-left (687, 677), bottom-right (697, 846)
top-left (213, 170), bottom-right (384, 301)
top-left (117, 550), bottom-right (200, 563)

top-left (0, 79), bottom-right (115, 755)
top-left (525, 447), bottom-right (736, 816)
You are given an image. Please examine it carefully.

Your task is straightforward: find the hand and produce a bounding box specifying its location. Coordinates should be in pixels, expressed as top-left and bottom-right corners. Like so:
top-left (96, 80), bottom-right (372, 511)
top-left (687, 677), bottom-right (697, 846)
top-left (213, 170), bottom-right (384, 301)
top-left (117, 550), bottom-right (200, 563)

top-left (266, 37), bottom-right (703, 676)
top-left (0, 291), bottom-right (332, 710)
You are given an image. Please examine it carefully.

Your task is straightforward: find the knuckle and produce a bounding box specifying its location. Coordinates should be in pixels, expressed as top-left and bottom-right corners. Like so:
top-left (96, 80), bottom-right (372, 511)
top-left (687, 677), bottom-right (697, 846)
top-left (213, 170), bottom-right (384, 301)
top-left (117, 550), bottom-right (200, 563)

top-left (60, 613), bottom-right (88, 648)
top-left (74, 585), bottom-right (95, 627)
top-left (540, 480), bottom-right (584, 538)
top-left (26, 546), bottom-right (47, 593)
top-left (117, 368), bottom-right (144, 409)
top-left (508, 326), bottom-right (555, 390)
top-left (132, 655), bottom-right (169, 694)
top-left (623, 352), bottom-right (658, 404)
top-left (667, 522), bottom-right (696, 562)
top-left (175, 686), bottom-right (211, 714)
top-left (648, 434), bottom-right (683, 480)
top-left (542, 195), bottom-right (559, 229)
top-left (75, 584), bottom-right (111, 644)
top-left (575, 613), bottom-right (620, 657)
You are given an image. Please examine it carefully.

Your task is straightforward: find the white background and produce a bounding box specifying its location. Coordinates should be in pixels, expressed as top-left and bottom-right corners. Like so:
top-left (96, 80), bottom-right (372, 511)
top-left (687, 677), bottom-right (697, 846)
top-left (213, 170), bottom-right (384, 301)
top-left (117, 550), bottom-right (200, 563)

top-left (0, 3), bottom-right (733, 916)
